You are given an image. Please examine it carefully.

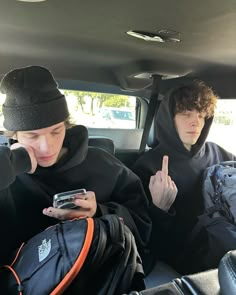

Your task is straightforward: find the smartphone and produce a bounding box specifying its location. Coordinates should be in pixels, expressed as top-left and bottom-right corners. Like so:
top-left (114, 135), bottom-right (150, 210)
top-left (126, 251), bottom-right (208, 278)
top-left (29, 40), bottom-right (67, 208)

top-left (53, 188), bottom-right (86, 209)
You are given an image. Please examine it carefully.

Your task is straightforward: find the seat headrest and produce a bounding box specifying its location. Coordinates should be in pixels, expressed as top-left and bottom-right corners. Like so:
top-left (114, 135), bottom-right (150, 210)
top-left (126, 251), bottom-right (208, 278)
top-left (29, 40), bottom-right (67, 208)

top-left (88, 136), bottom-right (115, 155)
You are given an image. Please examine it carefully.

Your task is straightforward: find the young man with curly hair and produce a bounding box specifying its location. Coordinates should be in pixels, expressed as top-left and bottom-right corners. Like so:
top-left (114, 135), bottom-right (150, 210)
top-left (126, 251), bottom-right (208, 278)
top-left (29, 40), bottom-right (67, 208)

top-left (133, 80), bottom-right (235, 274)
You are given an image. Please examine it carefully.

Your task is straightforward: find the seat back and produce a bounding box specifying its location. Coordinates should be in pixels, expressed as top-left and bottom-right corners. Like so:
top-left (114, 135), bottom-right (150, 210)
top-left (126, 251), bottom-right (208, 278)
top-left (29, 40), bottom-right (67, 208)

top-left (88, 136), bottom-right (115, 155)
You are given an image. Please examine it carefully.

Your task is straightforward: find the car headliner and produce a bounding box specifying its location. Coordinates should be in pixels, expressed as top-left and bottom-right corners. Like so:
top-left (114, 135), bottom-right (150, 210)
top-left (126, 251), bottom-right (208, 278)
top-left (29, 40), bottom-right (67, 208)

top-left (0, 0), bottom-right (236, 97)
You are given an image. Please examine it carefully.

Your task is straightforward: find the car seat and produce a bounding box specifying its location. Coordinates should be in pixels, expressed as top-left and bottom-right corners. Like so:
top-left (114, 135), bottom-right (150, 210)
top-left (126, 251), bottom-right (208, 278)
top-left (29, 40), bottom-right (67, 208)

top-left (88, 136), bottom-right (115, 155)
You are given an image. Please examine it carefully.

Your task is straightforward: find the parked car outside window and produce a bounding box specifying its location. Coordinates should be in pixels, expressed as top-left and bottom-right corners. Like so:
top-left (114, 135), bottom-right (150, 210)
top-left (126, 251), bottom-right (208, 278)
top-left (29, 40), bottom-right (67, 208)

top-left (95, 107), bottom-right (135, 129)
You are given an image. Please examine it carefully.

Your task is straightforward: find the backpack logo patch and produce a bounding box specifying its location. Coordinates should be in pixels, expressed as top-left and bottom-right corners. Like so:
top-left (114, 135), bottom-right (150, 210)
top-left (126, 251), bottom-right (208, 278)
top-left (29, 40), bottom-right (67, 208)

top-left (38, 239), bottom-right (51, 262)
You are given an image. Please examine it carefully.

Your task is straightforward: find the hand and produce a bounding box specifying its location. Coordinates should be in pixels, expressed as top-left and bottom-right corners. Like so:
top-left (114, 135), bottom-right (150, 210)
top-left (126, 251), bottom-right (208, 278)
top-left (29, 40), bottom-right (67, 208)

top-left (149, 155), bottom-right (177, 212)
top-left (10, 142), bottom-right (37, 174)
top-left (43, 191), bottom-right (97, 220)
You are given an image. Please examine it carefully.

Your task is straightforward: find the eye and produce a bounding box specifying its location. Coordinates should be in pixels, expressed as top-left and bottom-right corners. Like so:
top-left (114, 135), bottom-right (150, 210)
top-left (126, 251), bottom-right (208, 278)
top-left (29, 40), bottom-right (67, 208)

top-left (23, 134), bottom-right (38, 139)
top-left (52, 132), bottom-right (61, 136)
top-left (181, 111), bottom-right (191, 117)
top-left (199, 113), bottom-right (206, 119)
top-left (51, 128), bottom-right (63, 135)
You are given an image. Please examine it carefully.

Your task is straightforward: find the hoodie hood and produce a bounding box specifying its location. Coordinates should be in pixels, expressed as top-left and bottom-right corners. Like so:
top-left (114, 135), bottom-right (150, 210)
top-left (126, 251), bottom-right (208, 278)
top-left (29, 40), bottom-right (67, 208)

top-left (35, 125), bottom-right (88, 174)
top-left (155, 90), bottom-right (213, 158)
top-left (58, 124), bottom-right (89, 171)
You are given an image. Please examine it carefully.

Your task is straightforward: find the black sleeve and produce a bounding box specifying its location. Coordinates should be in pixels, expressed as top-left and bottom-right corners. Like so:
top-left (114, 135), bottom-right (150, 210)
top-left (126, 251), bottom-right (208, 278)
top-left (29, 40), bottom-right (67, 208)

top-left (222, 149), bottom-right (236, 161)
top-left (97, 165), bottom-right (152, 254)
top-left (0, 146), bottom-right (31, 190)
top-left (207, 142), bottom-right (236, 162)
top-left (218, 146), bottom-right (236, 161)
top-left (132, 161), bottom-right (152, 201)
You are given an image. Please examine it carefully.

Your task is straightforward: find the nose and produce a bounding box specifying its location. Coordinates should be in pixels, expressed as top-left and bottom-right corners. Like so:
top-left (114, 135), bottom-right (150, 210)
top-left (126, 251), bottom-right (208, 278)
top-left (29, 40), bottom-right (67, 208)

top-left (190, 113), bottom-right (201, 126)
top-left (38, 135), bottom-right (51, 153)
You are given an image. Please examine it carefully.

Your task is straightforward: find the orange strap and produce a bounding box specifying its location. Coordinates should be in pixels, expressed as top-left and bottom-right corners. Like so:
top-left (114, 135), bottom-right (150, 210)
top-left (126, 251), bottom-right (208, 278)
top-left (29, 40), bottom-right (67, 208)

top-left (50, 217), bottom-right (95, 295)
top-left (10, 243), bottom-right (25, 266)
top-left (3, 265), bottom-right (23, 295)
top-left (1, 242), bottom-right (25, 294)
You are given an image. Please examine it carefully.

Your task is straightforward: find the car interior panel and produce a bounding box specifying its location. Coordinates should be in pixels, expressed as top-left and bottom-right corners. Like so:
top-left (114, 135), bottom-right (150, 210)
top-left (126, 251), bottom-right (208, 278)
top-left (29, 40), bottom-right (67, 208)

top-left (130, 250), bottom-right (236, 294)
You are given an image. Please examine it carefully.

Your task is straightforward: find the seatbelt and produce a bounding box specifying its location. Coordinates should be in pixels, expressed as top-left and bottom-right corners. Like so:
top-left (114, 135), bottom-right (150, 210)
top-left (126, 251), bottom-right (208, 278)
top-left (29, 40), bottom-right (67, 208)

top-left (138, 75), bottom-right (162, 154)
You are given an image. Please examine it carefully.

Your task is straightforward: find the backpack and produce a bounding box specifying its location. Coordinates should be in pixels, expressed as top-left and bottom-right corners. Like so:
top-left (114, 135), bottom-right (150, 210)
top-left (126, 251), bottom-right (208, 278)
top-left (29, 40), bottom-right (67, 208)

top-left (0, 215), bottom-right (145, 295)
top-left (183, 161), bottom-right (236, 273)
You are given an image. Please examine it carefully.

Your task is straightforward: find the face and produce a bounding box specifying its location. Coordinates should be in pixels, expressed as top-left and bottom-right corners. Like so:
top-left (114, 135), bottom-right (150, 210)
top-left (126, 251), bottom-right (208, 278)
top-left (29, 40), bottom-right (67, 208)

top-left (16, 122), bottom-right (66, 167)
top-left (174, 109), bottom-right (206, 151)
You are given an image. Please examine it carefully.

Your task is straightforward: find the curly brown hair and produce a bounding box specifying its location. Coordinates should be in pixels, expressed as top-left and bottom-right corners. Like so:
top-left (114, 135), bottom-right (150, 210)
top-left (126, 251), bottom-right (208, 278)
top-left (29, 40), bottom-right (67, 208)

top-left (171, 80), bottom-right (218, 118)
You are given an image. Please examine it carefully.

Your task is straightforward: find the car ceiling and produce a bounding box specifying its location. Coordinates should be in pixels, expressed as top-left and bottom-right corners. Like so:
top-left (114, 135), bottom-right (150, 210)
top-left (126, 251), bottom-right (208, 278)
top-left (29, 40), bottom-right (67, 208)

top-left (0, 0), bottom-right (236, 97)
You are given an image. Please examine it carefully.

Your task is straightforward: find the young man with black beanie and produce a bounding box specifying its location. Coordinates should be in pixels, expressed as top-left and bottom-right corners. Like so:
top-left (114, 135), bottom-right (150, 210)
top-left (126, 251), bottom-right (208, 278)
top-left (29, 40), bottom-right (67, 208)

top-left (0, 65), bottom-right (151, 264)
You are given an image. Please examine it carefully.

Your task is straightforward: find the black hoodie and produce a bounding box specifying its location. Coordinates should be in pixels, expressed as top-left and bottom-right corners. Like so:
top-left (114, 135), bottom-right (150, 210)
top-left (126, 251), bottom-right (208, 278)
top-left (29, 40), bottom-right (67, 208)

top-left (133, 94), bottom-right (235, 274)
top-left (0, 125), bottom-right (151, 263)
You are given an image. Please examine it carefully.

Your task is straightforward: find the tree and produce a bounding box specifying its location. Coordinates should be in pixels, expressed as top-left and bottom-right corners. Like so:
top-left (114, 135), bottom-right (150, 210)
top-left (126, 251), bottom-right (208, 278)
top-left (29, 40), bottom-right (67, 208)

top-left (104, 95), bottom-right (130, 108)
top-left (96, 93), bottom-right (110, 108)
top-left (62, 90), bottom-right (131, 115)
top-left (64, 90), bottom-right (86, 113)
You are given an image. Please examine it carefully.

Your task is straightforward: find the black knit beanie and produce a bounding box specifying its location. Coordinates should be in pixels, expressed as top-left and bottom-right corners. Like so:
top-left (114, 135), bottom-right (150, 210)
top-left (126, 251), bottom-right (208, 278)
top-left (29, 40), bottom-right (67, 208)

top-left (0, 65), bottom-right (69, 131)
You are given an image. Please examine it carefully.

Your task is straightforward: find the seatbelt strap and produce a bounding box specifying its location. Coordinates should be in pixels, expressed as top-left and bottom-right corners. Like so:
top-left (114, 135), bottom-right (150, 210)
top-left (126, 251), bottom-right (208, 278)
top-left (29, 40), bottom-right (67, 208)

top-left (138, 75), bottom-right (162, 154)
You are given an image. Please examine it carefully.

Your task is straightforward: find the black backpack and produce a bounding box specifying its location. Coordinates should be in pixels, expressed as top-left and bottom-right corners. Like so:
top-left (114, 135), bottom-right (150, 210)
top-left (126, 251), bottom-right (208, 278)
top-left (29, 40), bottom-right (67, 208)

top-left (183, 161), bottom-right (236, 273)
top-left (0, 215), bottom-right (145, 295)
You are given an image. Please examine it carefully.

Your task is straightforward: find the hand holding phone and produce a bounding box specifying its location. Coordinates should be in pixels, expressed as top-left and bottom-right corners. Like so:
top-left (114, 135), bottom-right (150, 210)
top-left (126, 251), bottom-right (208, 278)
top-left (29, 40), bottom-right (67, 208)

top-left (53, 189), bottom-right (86, 209)
top-left (44, 190), bottom-right (96, 220)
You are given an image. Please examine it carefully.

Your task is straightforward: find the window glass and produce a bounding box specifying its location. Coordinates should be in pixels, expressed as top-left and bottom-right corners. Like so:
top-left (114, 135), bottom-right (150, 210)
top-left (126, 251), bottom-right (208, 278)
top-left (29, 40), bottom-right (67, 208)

top-left (62, 90), bottom-right (137, 129)
top-left (207, 99), bottom-right (236, 155)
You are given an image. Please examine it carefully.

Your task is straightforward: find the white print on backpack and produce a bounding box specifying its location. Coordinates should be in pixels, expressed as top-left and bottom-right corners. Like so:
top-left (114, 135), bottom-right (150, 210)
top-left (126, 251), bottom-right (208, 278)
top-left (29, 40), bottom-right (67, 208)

top-left (38, 239), bottom-right (51, 262)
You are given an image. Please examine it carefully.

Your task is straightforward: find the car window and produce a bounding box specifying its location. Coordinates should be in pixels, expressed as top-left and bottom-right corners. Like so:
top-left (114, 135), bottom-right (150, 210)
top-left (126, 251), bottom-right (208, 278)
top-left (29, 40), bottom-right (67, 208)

top-left (62, 90), bottom-right (137, 129)
top-left (207, 99), bottom-right (236, 155)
